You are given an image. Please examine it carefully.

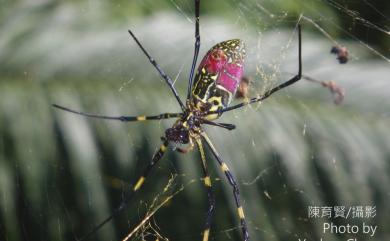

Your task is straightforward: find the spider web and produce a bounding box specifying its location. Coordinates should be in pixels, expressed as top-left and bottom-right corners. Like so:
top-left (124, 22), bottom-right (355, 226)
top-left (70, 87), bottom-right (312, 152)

top-left (117, 1), bottom-right (390, 241)
top-left (92, 0), bottom-right (390, 240)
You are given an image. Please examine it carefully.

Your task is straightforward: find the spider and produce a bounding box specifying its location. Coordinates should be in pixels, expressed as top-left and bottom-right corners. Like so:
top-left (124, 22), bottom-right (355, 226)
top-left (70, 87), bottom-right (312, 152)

top-left (53, 1), bottom-right (304, 240)
top-left (331, 45), bottom-right (349, 64)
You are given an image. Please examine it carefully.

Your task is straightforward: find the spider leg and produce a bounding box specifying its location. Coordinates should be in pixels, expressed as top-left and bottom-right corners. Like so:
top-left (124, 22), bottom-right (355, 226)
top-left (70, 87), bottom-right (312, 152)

top-left (201, 133), bottom-right (250, 241)
top-left (53, 104), bottom-right (182, 122)
top-left (195, 137), bottom-right (215, 241)
top-left (127, 30), bottom-right (186, 111)
top-left (77, 140), bottom-right (169, 241)
top-left (186, 0), bottom-right (201, 101)
top-left (201, 119), bottom-right (236, 131)
top-left (210, 24), bottom-right (302, 115)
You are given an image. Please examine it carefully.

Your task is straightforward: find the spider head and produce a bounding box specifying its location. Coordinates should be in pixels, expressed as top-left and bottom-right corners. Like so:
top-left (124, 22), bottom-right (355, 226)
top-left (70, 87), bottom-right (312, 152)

top-left (165, 127), bottom-right (189, 144)
top-left (165, 113), bottom-right (202, 144)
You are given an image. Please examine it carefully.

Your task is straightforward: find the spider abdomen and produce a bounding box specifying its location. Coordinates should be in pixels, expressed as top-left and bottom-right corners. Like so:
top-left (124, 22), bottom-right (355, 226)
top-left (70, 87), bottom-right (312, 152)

top-left (191, 39), bottom-right (246, 119)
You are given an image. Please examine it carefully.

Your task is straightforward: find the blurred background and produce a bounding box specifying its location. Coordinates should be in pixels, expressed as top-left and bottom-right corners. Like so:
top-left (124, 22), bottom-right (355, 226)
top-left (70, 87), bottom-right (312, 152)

top-left (0, 0), bottom-right (389, 241)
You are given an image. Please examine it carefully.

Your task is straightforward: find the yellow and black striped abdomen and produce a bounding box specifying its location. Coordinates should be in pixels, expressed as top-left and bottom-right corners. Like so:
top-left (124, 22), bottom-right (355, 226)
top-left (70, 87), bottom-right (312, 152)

top-left (192, 69), bottom-right (231, 120)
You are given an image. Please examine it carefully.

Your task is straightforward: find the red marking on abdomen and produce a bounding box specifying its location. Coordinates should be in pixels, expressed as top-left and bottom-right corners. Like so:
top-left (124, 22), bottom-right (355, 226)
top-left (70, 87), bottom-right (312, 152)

top-left (200, 50), bottom-right (227, 74)
top-left (217, 63), bottom-right (244, 93)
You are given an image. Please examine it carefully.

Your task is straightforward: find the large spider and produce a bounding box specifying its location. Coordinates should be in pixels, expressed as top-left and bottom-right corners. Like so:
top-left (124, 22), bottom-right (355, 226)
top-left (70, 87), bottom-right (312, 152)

top-left (53, 1), bottom-right (304, 240)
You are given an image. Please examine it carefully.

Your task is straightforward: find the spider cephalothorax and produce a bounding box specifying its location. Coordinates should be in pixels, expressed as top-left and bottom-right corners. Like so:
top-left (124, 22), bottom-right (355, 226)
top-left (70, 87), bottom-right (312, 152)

top-left (165, 108), bottom-right (208, 147)
top-left (165, 112), bottom-right (202, 144)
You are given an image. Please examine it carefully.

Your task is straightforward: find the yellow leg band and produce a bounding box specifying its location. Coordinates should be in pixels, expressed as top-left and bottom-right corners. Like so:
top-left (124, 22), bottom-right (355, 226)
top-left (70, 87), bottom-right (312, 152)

top-left (221, 162), bottom-right (229, 172)
top-left (202, 229), bottom-right (210, 241)
top-left (160, 144), bottom-right (167, 152)
top-left (133, 176), bottom-right (145, 191)
top-left (204, 176), bottom-right (212, 187)
top-left (237, 206), bottom-right (245, 219)
top-left (137, 116), bottom-right (146, 121)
